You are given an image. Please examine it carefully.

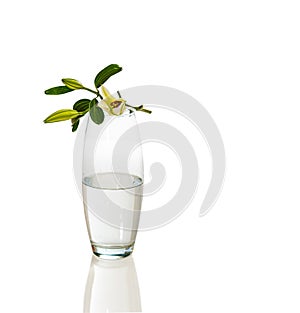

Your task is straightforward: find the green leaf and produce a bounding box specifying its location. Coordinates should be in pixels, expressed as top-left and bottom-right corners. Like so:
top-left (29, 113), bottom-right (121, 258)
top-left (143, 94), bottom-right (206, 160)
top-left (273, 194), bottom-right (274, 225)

top-left (44, 109), bottom-right (80, 123)
top-left (73, 99), bottom-right (90, 112)
top-left (45, 86), bottom-right (74, 95)
top-left (89, 99), bottom-right (104, 124)
top-left (71, 118), bottom-right (80, 132)
top-left (62, 78), bottom-right (84, 90)
top-left (94, 64), bottom-right (122, 88)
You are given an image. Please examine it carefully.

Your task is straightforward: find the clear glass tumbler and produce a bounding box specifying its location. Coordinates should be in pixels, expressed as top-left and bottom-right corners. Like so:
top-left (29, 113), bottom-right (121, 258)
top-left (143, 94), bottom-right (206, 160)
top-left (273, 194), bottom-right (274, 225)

top-left (82, 109), bottom-right (143, 259)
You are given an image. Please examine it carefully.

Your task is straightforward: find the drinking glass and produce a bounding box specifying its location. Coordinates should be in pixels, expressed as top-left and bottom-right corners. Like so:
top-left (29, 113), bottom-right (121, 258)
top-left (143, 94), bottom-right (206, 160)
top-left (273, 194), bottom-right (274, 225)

top-left (82, 109), bottom-right (143, 259)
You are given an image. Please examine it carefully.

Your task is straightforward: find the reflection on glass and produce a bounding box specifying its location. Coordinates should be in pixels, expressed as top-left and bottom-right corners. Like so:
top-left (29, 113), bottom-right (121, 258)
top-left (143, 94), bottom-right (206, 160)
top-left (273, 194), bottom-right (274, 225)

top-left (84, 255), bottom-right (142, 312)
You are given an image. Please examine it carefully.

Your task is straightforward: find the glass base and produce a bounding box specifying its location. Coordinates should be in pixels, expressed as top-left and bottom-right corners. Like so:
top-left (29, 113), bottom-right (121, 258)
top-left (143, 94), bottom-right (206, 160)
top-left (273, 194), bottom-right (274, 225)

top-left (91, 243), bottom-right (134, 260)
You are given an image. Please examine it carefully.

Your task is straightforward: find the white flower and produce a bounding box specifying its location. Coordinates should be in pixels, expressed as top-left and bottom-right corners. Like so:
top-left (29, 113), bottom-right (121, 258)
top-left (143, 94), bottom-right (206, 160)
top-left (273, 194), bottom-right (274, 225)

top-left (99, 86), bottom-right (126, 116)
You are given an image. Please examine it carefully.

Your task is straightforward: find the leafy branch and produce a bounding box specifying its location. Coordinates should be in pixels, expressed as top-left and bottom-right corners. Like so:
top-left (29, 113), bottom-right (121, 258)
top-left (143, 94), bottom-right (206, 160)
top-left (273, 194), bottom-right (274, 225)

top-left (43, 64), bottom-right (151, 132)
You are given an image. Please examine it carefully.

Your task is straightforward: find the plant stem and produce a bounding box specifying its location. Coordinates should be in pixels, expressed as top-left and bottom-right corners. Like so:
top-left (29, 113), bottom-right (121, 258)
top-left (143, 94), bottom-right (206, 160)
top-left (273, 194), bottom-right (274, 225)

top-left (125, 103), bottom-right (135, 109)
top-left (83, 87), bottom-right (103, 99)
top-left (139, 108), bottom-right (152, 114)
top-left (125, 103), bottom-right (152, 114)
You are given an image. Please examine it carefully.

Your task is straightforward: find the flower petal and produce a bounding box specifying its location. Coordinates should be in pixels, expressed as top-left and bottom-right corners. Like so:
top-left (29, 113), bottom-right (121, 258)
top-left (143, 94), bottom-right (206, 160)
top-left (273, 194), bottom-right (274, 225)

top-left (99, 100), bottom-right (113, 115)
top-left (101, 86), bottom-right (115, 103)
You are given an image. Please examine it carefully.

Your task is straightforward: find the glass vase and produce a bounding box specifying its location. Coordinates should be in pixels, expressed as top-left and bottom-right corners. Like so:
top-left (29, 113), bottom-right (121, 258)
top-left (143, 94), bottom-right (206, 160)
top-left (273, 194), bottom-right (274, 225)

top-left (82, 109), bottom-right (143, 259)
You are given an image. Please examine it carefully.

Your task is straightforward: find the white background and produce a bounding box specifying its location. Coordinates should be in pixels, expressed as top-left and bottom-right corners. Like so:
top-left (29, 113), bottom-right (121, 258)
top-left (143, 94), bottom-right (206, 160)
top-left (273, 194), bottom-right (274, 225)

top-left (1, 0), bottom-right (300, 312)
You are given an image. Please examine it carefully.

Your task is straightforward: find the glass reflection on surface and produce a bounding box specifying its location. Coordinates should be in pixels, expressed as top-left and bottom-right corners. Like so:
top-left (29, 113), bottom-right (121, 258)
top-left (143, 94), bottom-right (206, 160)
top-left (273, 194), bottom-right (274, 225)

top-left (84, 255), bottom-right (142, 312)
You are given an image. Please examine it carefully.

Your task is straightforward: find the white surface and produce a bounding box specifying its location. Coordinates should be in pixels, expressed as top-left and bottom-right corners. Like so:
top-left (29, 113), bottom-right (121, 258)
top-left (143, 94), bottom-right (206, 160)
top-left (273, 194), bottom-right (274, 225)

top-left (1, 0), bottom-right (300, 312)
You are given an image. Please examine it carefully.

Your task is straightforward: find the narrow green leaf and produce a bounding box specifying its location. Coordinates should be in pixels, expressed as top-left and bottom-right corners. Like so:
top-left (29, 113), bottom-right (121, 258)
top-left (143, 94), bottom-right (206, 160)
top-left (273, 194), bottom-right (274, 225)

top-left (73, 99), bottom-right (90, 112)
top-left (94, 64), bottom-right (122, 88)
top-left (44, 109), bottom-right (80, 123)
top-left (71, 118), bottom-right (80, 132)
top-left (45, 86), bottom-right (74, 95)
top-left (89, 99), bottom-right (104, 124)
top-left (62, 78), bottom-right (84, 90)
